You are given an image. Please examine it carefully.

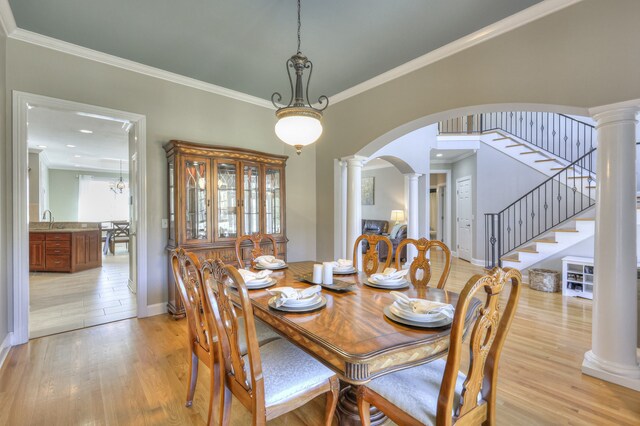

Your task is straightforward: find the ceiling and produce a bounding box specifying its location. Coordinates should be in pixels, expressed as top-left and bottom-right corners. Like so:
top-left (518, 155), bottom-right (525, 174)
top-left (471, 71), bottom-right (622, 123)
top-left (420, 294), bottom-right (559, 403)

top-left (9, 0), bottom-right (543, 101)
top-left (27, 107), bottom-right (129, 173)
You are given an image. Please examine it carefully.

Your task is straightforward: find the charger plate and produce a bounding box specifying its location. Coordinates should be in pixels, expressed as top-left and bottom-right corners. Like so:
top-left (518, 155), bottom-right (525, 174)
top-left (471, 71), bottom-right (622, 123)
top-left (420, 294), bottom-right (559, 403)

top-left (383, 306), bottom-right (453, 329)
top-left (268, 295), bottom-right (327, 313)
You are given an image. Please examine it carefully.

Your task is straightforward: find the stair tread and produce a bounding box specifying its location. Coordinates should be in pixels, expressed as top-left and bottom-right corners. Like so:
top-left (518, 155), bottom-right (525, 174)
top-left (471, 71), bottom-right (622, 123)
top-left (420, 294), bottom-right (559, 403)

top-left (554, 228), bottom-right (579, 233)
top-left (517, 247), bottom-right (539, 254)
top-left (535, 158), bottom-right (558, 163)
top-left (500, 255), bottom-right (520, 262)
top-left (567, 176), bottom-right (590, 179)
top-left (575, 218), bottom-right (595, 221)
top-left (493, 137), bottom-right (512, 141)
top-left (534, 238), bottom-right (558, 244)
top-left (520, 150), bottom-right (542, 155)
top-left (550, 167), bottom-right (574, 171)
top-left (505, 143), bottom-right (524, 148)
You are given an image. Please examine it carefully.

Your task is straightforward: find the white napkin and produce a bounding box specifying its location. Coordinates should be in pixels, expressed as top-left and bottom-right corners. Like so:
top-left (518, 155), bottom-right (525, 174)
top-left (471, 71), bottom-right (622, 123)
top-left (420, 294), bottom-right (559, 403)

top-left (255, 255), bottom-right (286, 268)
top-left (238, 268), bottom-right (272, 283)
top-left (371, 268), bottom-right (409, 282)
top-left (390, 291), bottom-right (455, 319)
top-left (331, 259), bottom-right (353, 270)
top-left (267, 285), bottom-right (322, 307)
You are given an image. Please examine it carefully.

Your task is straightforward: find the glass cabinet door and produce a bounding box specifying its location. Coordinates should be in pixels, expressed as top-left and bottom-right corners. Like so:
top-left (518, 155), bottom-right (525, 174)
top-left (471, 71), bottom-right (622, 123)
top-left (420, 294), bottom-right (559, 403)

top-left (168, 158), bottom-right (175, 244)
top-left (183, 157), bottom-right (210, 242)
top-left (215, 161), bottom-right (238, 239)
top-left (243, 164), bottom-right (260, 235)
top-left (265, 167), bottom-right (283, 235)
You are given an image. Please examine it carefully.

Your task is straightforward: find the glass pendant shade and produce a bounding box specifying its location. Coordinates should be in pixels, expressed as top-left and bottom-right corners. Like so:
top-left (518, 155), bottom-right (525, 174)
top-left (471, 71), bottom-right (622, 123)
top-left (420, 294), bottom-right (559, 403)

top-left (275, 113), bottom-right (323, 149)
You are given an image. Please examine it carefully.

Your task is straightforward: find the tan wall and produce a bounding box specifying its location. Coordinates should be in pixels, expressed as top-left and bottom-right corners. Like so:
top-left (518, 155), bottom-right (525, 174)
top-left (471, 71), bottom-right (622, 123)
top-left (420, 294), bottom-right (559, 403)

top-left (4, 39), bottom-right (317, 307)
top-left (316, 0), bottom-right (640, 259)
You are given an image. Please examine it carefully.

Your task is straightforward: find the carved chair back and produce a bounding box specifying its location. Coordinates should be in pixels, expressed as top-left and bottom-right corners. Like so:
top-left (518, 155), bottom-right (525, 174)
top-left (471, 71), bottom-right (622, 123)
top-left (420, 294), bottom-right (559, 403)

top-left (170, 248), bottom-right (216, 358)
top-left (353, 234), bottom-right (393, 276)
top-left (394, 238), bottom-right (451, 289)
top-left (200, 258), bottom-right (267, 417)
top-left (437, 267), bottom-right (522, 425)
top-left (235, 233), bottom-right (278, 268)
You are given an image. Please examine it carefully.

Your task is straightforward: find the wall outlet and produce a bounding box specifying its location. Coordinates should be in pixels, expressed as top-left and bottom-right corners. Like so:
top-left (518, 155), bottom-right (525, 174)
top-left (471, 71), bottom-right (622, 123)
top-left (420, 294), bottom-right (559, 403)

top-left (161, 219), bottom-right (168, 229)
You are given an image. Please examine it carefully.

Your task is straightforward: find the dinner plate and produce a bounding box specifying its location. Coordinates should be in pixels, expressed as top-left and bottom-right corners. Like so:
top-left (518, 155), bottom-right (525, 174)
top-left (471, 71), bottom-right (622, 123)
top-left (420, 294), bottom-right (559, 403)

top-left (333, 266), bottom-right (357, 275)
top-left (383, 306), bottom-right (453, 329)
top-left (228, 278), bottom-right (277, 290)
top-left (268, 295), bottom-right (327, 313)
top-left (365, 278), bottom-right (410, 289)
top-left (389, 302), bottom-right (449, 323)
top-left (255, 263), bottom-right (288, 270)
top-left (279, 293), bottom-right (322, 307)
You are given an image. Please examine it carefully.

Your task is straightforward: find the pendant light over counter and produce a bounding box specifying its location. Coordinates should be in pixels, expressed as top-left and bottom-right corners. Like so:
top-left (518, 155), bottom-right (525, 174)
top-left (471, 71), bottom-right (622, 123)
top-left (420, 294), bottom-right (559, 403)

top-left (271, 0), bottom-right (328, 155)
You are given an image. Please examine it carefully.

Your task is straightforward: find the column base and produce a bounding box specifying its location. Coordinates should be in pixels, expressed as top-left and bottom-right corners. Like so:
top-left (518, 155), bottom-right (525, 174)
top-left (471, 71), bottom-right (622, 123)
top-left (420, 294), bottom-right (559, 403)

top-left (582, 350), bottom-right (640, 391)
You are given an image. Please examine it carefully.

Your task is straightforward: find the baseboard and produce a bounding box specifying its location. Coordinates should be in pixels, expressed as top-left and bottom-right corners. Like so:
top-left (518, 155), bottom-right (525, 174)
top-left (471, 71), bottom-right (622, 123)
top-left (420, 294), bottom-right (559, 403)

top-left (0, 332), bottom-right (14, 371)
top-left (471, 258), bottom-right (485, 267)
top-left (146, 303), bottom-right (168, 317)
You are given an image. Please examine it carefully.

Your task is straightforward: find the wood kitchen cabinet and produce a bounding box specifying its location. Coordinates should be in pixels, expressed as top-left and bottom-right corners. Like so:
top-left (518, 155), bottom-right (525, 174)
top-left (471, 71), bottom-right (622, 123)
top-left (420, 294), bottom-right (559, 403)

top-left (29, 230), bottom-right (102, 273)
top-left (164, 140), bottom-right (288, 317)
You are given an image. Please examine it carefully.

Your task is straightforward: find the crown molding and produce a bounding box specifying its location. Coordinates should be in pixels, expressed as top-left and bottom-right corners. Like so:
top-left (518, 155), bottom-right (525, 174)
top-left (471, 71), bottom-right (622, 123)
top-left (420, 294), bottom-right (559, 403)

top-left (329, 0), bottom-right (583, 105)
top-left (0, 0), bottom-right (16, 36)
top-left (8, 28), bottom-right (275, 110)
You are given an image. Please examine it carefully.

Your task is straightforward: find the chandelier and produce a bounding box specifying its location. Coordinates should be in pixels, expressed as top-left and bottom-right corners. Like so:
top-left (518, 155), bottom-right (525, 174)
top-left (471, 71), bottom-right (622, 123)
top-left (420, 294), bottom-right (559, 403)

top-left (110, 159), bottom-right (126, 194)
top-left (271, 0), bottom-right (328, 155)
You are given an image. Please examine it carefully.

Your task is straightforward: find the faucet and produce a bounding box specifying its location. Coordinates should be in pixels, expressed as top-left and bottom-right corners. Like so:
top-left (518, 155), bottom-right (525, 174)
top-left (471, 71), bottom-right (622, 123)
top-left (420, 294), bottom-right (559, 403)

top-left (42, 210), bottom-right (54, 229)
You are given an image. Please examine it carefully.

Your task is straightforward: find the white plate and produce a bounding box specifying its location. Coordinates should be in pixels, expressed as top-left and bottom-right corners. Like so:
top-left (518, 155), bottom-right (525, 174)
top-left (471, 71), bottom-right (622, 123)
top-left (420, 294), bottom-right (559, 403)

top-left (370, 276), bottom-right (405, 284)
top-left (365, 278), bottom-right (409, 289)
top-left (333, 266), bottom-right (356, 275)
top-left (255, 263), bottom-right (288, 270)
top-left (383, 306), bottom-right (452, 329)
top-left (282, 294), bottom-right (322, 307)
top-left (268, 296), bottom-right (327, 313)
top-left (228, 278), bottom-right (277, 290)
top-left (389, 302), bottom-right (448, 323)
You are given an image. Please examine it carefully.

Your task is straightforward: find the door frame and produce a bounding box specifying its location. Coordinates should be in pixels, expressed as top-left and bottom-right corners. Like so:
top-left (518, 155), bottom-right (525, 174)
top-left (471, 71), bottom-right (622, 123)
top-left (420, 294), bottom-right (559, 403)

top-left (431, 169), bottom-right (451, 247)
top-left (11, 91), bottom-right (148, 345)
top-left (455, 175), bottom-right (473, 261)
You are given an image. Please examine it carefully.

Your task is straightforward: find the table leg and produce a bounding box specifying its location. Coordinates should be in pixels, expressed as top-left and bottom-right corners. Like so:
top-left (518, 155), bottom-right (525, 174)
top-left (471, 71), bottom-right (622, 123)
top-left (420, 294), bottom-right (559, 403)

top-left (336, 384), bottom-right (387, 426)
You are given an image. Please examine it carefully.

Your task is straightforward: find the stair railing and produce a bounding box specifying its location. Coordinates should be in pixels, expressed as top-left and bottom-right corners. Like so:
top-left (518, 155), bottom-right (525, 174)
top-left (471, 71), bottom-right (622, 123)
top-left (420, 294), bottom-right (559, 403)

top-left (439, 111), bottom-right (595, 164)
top-left (485, 147), bottom-right (597, 268)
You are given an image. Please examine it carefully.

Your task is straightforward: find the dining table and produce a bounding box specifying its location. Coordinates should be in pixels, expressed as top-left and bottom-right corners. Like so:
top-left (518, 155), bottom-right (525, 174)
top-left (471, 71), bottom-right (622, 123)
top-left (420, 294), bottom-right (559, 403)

top-left (233, 261), bottom-right (481, 426)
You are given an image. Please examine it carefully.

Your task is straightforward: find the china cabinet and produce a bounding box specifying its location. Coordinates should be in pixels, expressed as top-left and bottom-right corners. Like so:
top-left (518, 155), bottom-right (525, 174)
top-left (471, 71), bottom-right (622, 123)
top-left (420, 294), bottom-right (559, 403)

top-left (164, 140), bottom-right (288, 317)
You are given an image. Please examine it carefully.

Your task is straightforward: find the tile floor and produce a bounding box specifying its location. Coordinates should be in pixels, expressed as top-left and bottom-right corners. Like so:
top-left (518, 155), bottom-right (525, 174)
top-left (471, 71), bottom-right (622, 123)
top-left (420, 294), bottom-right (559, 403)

top-left (29, 249), bottom-right (136, 339)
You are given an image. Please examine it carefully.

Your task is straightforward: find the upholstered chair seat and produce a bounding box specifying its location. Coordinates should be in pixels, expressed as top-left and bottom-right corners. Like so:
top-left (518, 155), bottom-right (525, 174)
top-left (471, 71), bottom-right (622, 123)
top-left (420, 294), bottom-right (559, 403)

top-left (242, 338), bottom-right (336, 407)
top-left (365, 359), bottom-right (466, 425)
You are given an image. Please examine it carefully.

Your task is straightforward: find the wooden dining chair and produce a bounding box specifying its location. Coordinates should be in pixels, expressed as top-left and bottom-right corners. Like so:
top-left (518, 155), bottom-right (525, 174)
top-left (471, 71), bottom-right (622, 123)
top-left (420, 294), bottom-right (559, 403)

top-left (353, 234), bottom-right (393, 276)
top-left (235, 233), bottom-right (278, 268)
top-left (171, 249), bottom-right (281, 425)
top-left (201, 258), bottom-right (340, 426)
top-left (395, 238), bottom-right (452, 289)
top-left (357, 267), bottom-right (522, 426)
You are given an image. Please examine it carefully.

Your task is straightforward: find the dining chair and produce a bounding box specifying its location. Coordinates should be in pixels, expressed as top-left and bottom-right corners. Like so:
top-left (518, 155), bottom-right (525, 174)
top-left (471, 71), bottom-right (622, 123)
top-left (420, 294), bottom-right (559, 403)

top-left (171, 248), bottom-right (281, 425)
top-left (356, 267), bottom-right (522, 426)
top-left (353, 234), bottom-right (393, 276)
top-left (394, 237), bottom-right (452, 289)
top-left (201, 258), bottom-right (340, 426)
top-left (235, 233), bottom-right (278, 268)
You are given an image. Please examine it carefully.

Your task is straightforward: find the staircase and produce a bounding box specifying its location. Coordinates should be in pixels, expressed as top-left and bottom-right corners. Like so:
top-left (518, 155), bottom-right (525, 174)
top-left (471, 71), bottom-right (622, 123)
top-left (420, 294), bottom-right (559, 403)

top-left (439, 111), bottom-right (598, 270)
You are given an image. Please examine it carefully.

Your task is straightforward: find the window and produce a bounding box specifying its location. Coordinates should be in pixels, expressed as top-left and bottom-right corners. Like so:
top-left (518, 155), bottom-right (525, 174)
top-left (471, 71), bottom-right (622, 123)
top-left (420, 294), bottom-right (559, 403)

top-left (77, 175), bottom-right (130, 222)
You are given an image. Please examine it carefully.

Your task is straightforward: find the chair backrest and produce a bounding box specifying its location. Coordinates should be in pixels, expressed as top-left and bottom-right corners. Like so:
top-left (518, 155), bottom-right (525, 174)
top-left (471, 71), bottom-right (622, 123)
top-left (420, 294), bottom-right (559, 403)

top-left (235, 233), bottom-right (278, 268)
top-left (394, 238), bottom-right (451, 289)
top-left (353, 234), bottom-right (393, 276)
top-left (436, 267), bottom-right (522, 425)
top-left (200, 258), bottom-right (266, 415)
top-left (170, 248), bottom-right (216, 357)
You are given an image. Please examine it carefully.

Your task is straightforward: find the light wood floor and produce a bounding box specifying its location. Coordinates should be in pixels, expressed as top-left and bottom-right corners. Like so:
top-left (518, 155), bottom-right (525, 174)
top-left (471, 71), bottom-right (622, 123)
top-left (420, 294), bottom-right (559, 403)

top-left (29, 250), bottom-right (136, 339)
top-left (2, 256), bottom-right (639, 425)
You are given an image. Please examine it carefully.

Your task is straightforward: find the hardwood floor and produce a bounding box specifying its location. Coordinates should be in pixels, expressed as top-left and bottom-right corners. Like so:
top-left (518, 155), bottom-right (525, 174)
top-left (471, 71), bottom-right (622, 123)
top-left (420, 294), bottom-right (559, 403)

top-left (2, 256), bottom-right (638, 425)
top-left (29, 250), bottom-right (135, 339)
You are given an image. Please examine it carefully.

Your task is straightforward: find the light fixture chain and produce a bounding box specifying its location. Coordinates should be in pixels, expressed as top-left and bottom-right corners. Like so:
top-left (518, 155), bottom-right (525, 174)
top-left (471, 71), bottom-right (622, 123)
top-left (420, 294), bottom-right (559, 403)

top-left (297, 0), bottom-right (301, 53)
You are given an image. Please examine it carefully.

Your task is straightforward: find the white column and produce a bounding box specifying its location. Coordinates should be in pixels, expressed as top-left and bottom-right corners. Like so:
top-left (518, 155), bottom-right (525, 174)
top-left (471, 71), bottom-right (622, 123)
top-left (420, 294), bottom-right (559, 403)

top-left (340, 160), bottom-right (348, 259)
top-left (582, 106), bottom-right (640, 391)
top-left (405, 173), bottom-right (422, 264)
top-left (345, 156), bottom-right (366, 269)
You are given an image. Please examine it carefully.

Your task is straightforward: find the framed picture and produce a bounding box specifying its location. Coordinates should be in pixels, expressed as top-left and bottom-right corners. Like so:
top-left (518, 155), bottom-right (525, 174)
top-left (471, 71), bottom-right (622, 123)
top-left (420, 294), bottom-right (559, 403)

top-left (362, 177), bottom-right (375, 205)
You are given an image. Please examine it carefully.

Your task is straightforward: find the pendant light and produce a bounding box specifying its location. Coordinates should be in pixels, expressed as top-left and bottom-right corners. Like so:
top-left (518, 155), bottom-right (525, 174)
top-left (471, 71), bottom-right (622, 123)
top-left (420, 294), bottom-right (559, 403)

top-left (110, 160), bottom-right (126, 194)
top-left (271, 0), bottom-right (328, 155)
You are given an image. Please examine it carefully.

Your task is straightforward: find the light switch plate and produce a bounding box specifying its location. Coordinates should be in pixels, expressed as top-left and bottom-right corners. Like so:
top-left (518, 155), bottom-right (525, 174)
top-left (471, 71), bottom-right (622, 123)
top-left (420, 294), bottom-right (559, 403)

top-left (161, 219), bottom-right (168, 229)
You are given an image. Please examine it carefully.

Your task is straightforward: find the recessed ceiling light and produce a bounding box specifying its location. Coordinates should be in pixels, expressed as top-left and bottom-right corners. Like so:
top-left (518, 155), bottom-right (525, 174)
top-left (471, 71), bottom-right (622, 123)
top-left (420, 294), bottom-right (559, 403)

top-left (27, 104), bottom-right (34, 110)
top-left (66, 144), bottom-right (76, 148)
top-left (74, 164), bottom-right (81, 167)
top-left (37, 145), bottom-right (47, 149)
top-left (79, 129), bottom-right (93, 134)
top-left (436, 153), bottom-right (443, 157)
top-left (74, 155), bottom-right (82, 158)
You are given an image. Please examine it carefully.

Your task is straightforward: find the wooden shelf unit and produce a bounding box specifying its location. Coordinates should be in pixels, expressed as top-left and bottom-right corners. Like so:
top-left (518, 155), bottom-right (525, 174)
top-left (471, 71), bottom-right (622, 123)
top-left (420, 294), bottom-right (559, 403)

top-left (562, 256), bottom-right (594, 299)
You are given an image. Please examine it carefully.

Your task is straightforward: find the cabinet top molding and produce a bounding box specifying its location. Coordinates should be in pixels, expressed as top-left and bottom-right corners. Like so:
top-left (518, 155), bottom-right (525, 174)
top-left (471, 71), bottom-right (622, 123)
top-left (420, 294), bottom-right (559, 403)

top-left (164, 140), bottom-right (288, 165)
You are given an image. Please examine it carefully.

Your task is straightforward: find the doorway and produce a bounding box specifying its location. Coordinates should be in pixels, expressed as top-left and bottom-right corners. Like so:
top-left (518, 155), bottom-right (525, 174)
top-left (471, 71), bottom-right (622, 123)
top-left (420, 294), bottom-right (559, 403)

top-left (12, 92), bottom-right (148, 344)
top-left (456, 176), bottom-right (472, 262)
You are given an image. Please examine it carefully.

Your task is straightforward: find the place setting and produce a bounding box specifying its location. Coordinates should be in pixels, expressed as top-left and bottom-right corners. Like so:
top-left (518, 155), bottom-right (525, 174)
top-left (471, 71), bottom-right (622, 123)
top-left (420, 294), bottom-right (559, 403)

top-left (365, 268), bottom-right (410, 290)
top-left (383, 291), bottom-right (455, 328)
top-left (253, 255), bottom-right (288, 270)
top-left (331, 259), bottom-right (357, 275)
top-left (266, 285), bottom-right (327, 313)
top-left (228, 268), bottom-right (277, 290)
top-left (296, 261), bottom-right (356, 292)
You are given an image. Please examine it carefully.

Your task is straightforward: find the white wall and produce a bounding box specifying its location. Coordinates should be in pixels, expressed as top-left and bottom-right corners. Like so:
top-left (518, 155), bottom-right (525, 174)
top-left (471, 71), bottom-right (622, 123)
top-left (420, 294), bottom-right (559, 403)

top-left (0, 32), bottom-right (8, 355)
top-left (4, 38), bottom-right (317, 309)
top-left (361, 166), bottom-right (405, 222)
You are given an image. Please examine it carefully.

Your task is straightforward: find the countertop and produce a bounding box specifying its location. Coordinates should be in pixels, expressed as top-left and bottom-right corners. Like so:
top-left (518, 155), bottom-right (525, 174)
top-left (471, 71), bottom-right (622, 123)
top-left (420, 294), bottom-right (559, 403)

top-left (29, 228), bottom-right (101, 233)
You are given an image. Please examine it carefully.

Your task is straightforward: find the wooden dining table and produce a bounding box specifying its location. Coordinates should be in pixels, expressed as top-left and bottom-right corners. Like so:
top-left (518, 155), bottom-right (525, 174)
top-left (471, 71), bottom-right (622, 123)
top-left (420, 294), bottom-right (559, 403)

top-left (234, 261), bottom-right (481, 425)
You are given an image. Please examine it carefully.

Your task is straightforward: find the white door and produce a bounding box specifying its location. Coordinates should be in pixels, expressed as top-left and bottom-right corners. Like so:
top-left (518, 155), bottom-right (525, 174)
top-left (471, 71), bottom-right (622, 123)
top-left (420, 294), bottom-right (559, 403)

top-left (456, 177), bottom-right (472, 262)
top-left (128, 125), bottom-right (138, 295)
